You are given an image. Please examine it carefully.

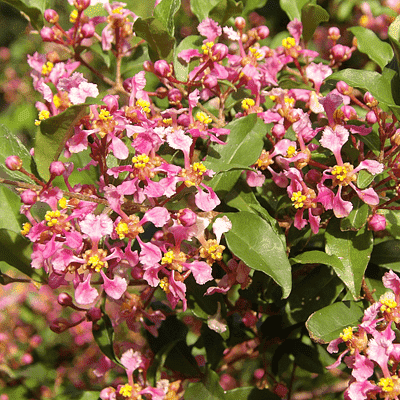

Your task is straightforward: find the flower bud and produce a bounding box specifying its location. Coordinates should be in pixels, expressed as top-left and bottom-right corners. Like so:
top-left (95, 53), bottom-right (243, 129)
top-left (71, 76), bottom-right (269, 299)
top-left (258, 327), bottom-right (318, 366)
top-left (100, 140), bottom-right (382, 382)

top-left (366, 110), bottom-right (377, 124)
top-left (81, 22), bottom-right (95, 38)
top-left (49, 161), bottom-right (66, 176)
top-left (235, 16), bottom-right (246, 30)
top-left (5, 155), bottom-right (22, 171)
top-left (368, 214), bottom-right (387, 231)
top-left (178, 208), bottom-right (197, 227)
top-left (341, 105), bottom-right (357, 120)
top-left (364, 92), bottom-right (378, 107)
top-left (272, 124), bottom-right (285, 139)
top-left (330, 44), bottom-right (347, 61)
top-left (58, 292), bottom-right (74, 307)
top-left (256, 25), bottom-right (269, 39)
top-left (168, 88), bottom-right (182, 103)
top-left (102, 94), bottom-right (119, 113)
top-left (143, 60), bottom-right (154, 73)
top-left (211, 43), bottom-right (228, 61)
top-left (44, 9), bottom-right (59, 24)
top-left (154, 60), bottom-right (172, 77)
top-left (156, 86), bottom-right (168, 99)
top-left (336, 80), bottom-right (351, 95)
top-left (40, 27), bottom-right (55, 42)
top-left (203, 74), bottom-right (218, 90)
top-left (50, 318), bottom-right (71, 333)
top-left (87, 307), bottom-right (102, 322)
top-left (74, 0), bottom-right (90, 11)
top-left (328, 27), bottom-right (341, 41)
top-left (20, 189), bottom-right (37, 205)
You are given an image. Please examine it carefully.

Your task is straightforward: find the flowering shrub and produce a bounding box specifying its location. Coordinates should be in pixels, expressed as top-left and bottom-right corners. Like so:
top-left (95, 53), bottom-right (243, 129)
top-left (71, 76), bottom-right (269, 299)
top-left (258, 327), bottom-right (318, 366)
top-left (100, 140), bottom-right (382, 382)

top-left (3, 0), bottom-right (400, 399)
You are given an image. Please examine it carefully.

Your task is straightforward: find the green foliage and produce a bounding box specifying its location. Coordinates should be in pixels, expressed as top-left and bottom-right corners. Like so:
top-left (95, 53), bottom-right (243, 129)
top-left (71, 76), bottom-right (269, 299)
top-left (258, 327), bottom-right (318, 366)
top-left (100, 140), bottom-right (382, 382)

top-left (2, 0), bottom-right (47, 30)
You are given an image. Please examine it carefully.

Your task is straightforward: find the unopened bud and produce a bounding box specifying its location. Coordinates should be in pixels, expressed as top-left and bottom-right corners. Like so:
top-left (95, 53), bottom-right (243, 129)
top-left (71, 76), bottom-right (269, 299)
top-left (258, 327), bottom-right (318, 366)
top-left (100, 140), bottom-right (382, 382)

top-left (211, 43), bottom-right (228, 61)
top-left (74, 0), bottom-right (90, 11)
top-left (178, 208), bottom-right (197, 227)
top-left (50, 161), bottom-right (66, 176)
top-left (257, 25), bottom-right (269, 39)
top-left (336, 80), bottom-right (352, 95)
top-left (20, 189), bottom-right (37, 205)
top-left (44, 9), bottom-right (59, 24)
top-left (40, 27), bottom-right (55, 42)
top-left (154, 60), bottom-right (171, 77)
top-left (368, 214), bottom-right (387, 231)
top-left (167, 88), bottom-right (182, 103)
top-left (58, 292), bottom-right (74, 307)
top-left (156, 87), bottom-right (168, 99)
top-left (87, 307), bottom-right (102, 322)
top-left (341, 105), bottom-right (357, 120)
top-left (5, 155), bottom-right (22, 171)
top-left (235, 16), bottom-right (246, 30)
top-left (203, 74), bottom-right (218, 90)
top-left (81, 22), bottom-right (95, 38)
top-left (143, 60), bottom-right (153, 73)
top-left (328, 27), bottom-right (341, 41)
top-left (366, 110), bottom-right (377, 124)
top-left (272, 124), bottom-right (285, 139)
top-left (364, 92), bottom-right (378, 107)
top-left (50, 318), bottom-right (71, 333)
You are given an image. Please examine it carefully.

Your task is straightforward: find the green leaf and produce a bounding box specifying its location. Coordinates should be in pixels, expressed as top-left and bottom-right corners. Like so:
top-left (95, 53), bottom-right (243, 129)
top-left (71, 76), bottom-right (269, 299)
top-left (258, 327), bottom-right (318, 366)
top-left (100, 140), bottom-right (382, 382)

top-left (0, 124), bottom-right (38, 183)
top-left (2, 0), bottom-right (47, 30)
top-left (325, 219), bottom-right (373, 299)
top-left (242, 0), bottom-right (268, 15)
top-left (92, 311), bottom-right (123, 368)
top-left (205, 115), bottom-right (266, 196)
top-left (174, 35), bottom-right (203, 82)
top-left (185, 367), bottom-right (225, 400)
top-left (209, 0), bottom-right (243, 25)
top-left (306, 301), bottom-right (365, 343)
top-left (190, 0), bottom-right (220, 22)
top-left (153, 0), bottom-right (181, 36)
top-left (388, 15), bottom-right (400, 73)
top-left (340, 198), bottom-right (369, 231)
top-left (0, 185), bottom-right (24, 234)
top-left (279, 0), bottom-right (309, 21)
top-left (224, 211), bottom-right (292, 298)
top-left (133, 17), bottom-right (176, 62)
top-left (36, 105), bottom-right (88, 180)
top-left (348, 26), bottom-right (393, 70)
top-left (224, 387), bottom-right (281, 400)
top-left (371, 240), bottom-right (400, 268)
top-left (301, 4), bottom-right (329, 43)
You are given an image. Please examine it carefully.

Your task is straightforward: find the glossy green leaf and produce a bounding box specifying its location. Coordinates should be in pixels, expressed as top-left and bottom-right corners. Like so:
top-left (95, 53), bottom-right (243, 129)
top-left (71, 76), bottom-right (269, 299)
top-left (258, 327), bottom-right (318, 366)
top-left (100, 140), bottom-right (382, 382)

top-left (0, 185), bottom-right (24, 234)
top-left (348, 26), bottom-right (393, 69)
top-left (357, 169), bottom-right (375, 189)
top-left (224, 211), bottom-right (292, 298)
top-left (92, 311), bottom-right (123, 368)
top-left (224, 387), bottom-right (281, 400)
top-left (0, 124), bottom-right (38, 183)
top-left (185, 367), bottom-right (224, 400)
top-left (133, 17), bottom-right (176, 62)
top-left (153, 0), bottom-right (180, 36)
top-left (205, 115), bottom-right (266, 196)
top-left (36, 105), bottom-right (88, 180)
top-left (325, 219), bottom-right (373, 299)
top-left (190, 0), bottom-right (220, 22)
top-left (371, 240), bottom-right (400, 268)
top-left (306, 301), bottom-right (365, 343)
top-left (242, 0), bottom-right (268, 15)
top-left (389, 15), bottom-right (400, 73)
top-left (301, 4), bottom-right (329, 43)
top-left (209, 0), bottom-right (243, 25)
top-left (279, 0), bottom-right (309, 21)
top-left (174, 35), bottom-right (203, 82)
top-left (340, 198), bottom-right (369, 231)
top-left (2, 0), bottom-right (47, 30)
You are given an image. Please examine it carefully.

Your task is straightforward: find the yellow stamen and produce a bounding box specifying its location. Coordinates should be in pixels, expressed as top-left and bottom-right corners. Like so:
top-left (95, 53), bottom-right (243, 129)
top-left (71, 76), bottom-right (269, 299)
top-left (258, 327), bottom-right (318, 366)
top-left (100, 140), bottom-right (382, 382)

top-left (132, 154), bottom-right (150, 169)
top-left (159, 277), bottom-right (170, 293)
top-left (99, 109), bottom-right (113, 122)
top-left (136, 98), bottom-right (151, 114)
top-left (119, 383), bottom-right (133, 397)
top-left (249, 47), bottom-right (263, 59)
top-left (201, 41), bottom-right (214, 55)
top-left (162, 250), bottom-right (175, 265)
top-left (70, 9), bottom-right (78, 23)
top-left (58, 197), bottom-right (68, 209)
top-left (41, 61), bottom-right (54, 76)
top-left (45, 210), bottom-right (61, 227)
top-left (116, 221), bottom-right (129, 240)
top-left (291, 191), bottom-right (307, 209)
top-left (21, 222), bottom-right (32, 236)
top-left (88, 255), bottom-right (105, 272)
top-left (286, 145), bottom-right (296, 158)
top-left (195, 111), bottom-right (212, 124)
top-left (241, 98), bottom-right (255, 110)
top-left (339, 327), bottom-right (353, 342)
top-left (192, 162), bottom-right (207, 176)
top-left (331, 165), bottom-right (348, 182)
top-left (53, 94), bottom-right (61, 109)
top-left (378, 377), bottom-right (394, 393)
top-left (282, 37), bottom-right (296, 49)
top-left (380, 293), bottom-right (397, 313)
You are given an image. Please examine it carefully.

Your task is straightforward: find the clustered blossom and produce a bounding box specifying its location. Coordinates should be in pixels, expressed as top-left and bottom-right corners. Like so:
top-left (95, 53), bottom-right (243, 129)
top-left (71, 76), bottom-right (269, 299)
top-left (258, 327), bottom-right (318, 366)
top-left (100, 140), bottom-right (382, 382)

top-left (327, 270), bottom-right (400, 400)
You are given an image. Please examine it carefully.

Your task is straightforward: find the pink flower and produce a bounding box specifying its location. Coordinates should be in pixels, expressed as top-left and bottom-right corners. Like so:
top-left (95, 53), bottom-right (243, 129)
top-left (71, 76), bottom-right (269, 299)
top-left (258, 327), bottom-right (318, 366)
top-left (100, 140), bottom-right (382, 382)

top-left (305, 63), bottom-right (332, 93)
top-left (198, 18), bottom-right (222, 42)
top-left (75, 274), bottom-right (99, 305)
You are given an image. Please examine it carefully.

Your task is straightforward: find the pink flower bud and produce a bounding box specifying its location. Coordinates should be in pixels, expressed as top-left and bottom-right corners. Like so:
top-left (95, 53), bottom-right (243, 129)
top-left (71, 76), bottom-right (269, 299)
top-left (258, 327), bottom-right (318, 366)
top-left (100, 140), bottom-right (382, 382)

top-left (143, 60), bottom-right (153, 72)
top-left (368, 214), bottom-right (387, 231)
top-left (364, 91), bottom-right (378, 107)
top-left (330, 44), bottom-right (346, 61)
top-left (220, 374), bottom-right (237, 391)
top-left (305, 169), bottom-right (321, 184)
top-left (257, 25), bottom-right (269, 39)
top-left (341, 105), bottom-right (357, 120)
top-left (178, 208), bottom-right (197, 227)
top-left (272, 124), bottom-right (286, 139)
top-left (366, 110), bottom-right (377, 124)
top-left (5, 155), bottom-right (22, 171)
top-left (168, 88), bottom-right (182, 103)
top-left (211, 43), bottom-right (228, 61)
top-left (102, 94), bottom-right (119, 113)
top-left (336, 80), bottom-right (351, 95)
top-left (87, 307), bottom-right (102, 322)
top-left (273, 383), bottom-right (289, 398)
top-left (203, 74), bottom-right (218, 90)
top-left (58, 292), bottom-right (74, 307)
top-left (154, 60), bottom-right (172, 77)
top-left (235, 16), bottom-right (246, 30)
top-left (49, 161), bottom-right (66, 176)
top-left (20, 189), bottom-right (37, 205)
top-left (21, 353), bottom-right (33, 365)
top-left (328, 27), bottom-right (341, 41)
top-left (40, 27), bottom-right (55, 42)
top-left (44, 9), bottom-right (59, 24)
top-left (81, 22), bottom-right (95, 38)
top-left (74, 0), bottom-right (90, 11)
top-left (50, 318), bottom-right (71, 333)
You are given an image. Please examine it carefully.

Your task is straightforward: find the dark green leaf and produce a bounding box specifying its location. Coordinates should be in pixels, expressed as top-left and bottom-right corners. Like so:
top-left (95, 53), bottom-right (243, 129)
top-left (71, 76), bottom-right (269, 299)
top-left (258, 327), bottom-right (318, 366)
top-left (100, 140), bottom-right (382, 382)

top-left (371, 240), bottom-right (400, 267)
top-left (306, 301), bottom-right (365, 343)
top-left (133, 17), bottom-right (176, 62)
top-left (2, 0), bottom-right (47, 30)
top-left (348, 26), bottom-right (393, 70)
top-left (190, 0), bottom-right (220, 22)
top-left (224, 387), bottom-right (281, 400)
top-left (301, 4), bottom-right (329, 43)
top-left (0, 124), bottom-right (38, 183)
top-left (284, 339), bottom-right (324, 373)
top-left (92, 311), bottom-right (123, 368)
top-left (279, 0), bottom-right (309, 21)
top-left (243, 0), bottom-right (268, 15)
top-left (340, 198), bottom-right (369, 231)
top-left (325, 219), bottom-right (373, 299)
top-left (224, 211), bottom-right (292, 298)
top-left (153, 0), bottom-right (181, 36)
top-left (389, 16), bottom-right (400, 74)
top-left (0, 185), bottom-right (24, 234)
top-left (174, 35), bottom-right (203, 81)
top-left (209, 0), bottom-right (243, 25)
top-left (36, 105), bottom-right (88, 180)
top-left (185, 367), bottom-right (224, 400)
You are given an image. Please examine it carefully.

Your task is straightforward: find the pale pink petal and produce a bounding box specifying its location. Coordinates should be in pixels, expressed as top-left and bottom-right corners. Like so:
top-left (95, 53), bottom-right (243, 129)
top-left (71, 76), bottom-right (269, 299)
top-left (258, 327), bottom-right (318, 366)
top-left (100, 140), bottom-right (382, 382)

top-left (213, 216), bottom-right (232, 243)
top-left (75, 274), bottom-right (99, 305)
top-left (100, 271), bottom-right (127, 300)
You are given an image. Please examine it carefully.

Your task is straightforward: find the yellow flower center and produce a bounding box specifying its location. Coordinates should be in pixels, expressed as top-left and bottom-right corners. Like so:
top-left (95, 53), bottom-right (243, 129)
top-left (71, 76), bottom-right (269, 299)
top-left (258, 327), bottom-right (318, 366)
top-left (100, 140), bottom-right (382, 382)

top-left (58, 197), bottom-right (68, 209)
top-left (331, 165), bottom-right (348, 182)
top-left (249, 47), bottom-right (263, 59)
top-left (380, 293), bottom-right (397, 313)
top-left (45, 210), bottom-right (61, 227)
top-left (291, 191), bottom-right (307, 209)
top-left (132, 154), bottom-right (150, 169)
top-left (112, 6), bottom-right (124, 14)
top-left (200, 240), bottom-right (225, 265)
top-left (284, 96), bottom-right (295, 106)
top-left (99, 109), bottom-right (113, 122)
top-left (193, 162), bottom-right (207, 175)
top-left (53, 94), bottom-right (61, 109)
top-left (136, 98), bottom-right (151, 114)
top-left (35, 110), bottom-right (51, 126)
top-left (242, 98), bottom-right (255, 110)
top-left (286, 146), bottom-right (296, 158)
top-left (21, 222), bottom-right (32, 236)
top-left (202, 41), bottom-right (214, 55)
top-left (162, 250), bottom-right (175, 265)
top-left (359, 15), bottom-right (369, 27)
top-left (119, 384), bottom-right (133, 397)
top-left (88, 255), bottom-right (105, 273)
top-left (116, 221), bottom-right (129, 240)
top-left (70, 9), bottom-right (78, 23)
top-left (195, 111), bottom-right (212, 124)
top-left (282, 37), bottom-right (296, 49)
top-left (378, 377), bottom-right (394, 393)
top-left (339, 327), bottom-right (353, 342)
top-left (41, 61), bottom-right (54, 76)
top-left (159, 277), bottom-right (170, 293)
